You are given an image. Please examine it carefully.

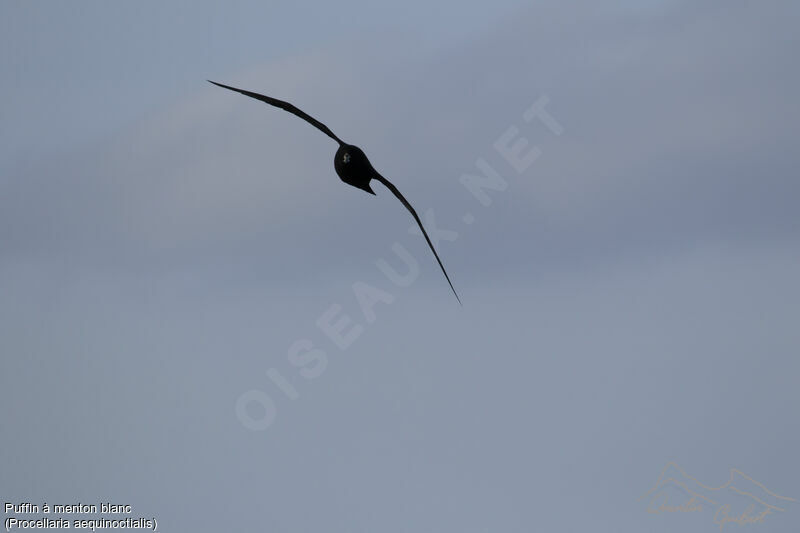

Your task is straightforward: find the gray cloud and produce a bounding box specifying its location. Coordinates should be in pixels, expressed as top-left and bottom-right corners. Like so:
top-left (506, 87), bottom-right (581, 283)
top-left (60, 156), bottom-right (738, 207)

top-left (3, 1), bottom-right (798, 284)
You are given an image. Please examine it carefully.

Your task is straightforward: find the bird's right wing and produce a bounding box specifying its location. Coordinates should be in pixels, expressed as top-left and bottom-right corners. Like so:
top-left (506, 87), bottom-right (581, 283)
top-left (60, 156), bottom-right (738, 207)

top-left (208, 80), bottom-right (344, 145)
top-left (373, 173), bottom-right (462, 305)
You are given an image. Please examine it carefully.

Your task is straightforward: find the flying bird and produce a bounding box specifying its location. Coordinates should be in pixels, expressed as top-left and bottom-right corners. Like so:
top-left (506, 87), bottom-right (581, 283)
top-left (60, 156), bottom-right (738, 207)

top-left (208, 80), bottom-right (461, 304)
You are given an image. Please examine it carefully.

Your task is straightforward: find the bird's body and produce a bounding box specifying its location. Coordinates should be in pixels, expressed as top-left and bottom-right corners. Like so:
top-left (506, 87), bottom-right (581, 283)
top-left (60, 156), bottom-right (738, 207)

top-left (334, 144), bottom-right (376, 195)
top-left (208, 80), bottom-right (461, 304)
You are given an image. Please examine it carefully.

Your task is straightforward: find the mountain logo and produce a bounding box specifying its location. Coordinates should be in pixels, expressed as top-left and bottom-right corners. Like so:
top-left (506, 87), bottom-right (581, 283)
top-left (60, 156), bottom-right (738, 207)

top-left (639, 461), bottom-right (796, 530)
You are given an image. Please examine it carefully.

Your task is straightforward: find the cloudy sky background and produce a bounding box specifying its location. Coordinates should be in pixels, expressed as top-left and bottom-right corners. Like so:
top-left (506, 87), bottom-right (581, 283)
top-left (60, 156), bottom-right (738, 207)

top-left (2, 1), bottom-right (799, 531)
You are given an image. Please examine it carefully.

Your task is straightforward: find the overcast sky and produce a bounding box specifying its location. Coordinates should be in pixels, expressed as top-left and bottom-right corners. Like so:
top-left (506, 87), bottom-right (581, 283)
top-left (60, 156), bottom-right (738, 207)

top-left (2, 1), bottom-right (799, 532)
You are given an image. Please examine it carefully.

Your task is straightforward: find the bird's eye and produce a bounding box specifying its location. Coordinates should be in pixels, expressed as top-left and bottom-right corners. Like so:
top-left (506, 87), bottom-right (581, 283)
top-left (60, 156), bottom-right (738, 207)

top-left (343, 153), bottom-right (351, 163)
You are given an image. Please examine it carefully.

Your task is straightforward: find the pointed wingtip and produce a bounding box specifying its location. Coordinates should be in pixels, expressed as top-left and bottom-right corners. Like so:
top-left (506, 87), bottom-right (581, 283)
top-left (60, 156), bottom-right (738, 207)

top-left (373, 173), bottom-right (462, 306)
top-left (452, 288), bottom-right (463, 306)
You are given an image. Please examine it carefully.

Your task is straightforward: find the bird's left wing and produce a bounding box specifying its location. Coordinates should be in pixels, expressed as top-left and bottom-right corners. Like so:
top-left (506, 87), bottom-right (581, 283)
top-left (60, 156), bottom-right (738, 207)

top-left (373, 173), bottom-right (462, 305)
top-left (208, 80), bottom-right (344, 145)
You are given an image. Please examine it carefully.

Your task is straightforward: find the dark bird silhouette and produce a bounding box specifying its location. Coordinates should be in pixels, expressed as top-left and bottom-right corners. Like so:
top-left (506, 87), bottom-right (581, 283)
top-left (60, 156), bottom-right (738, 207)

top-left (208, 80), bottom-right (461, 304)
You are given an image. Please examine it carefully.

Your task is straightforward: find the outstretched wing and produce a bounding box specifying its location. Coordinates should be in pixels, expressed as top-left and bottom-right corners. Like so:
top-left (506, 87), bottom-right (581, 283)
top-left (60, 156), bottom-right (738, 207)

top-left (208, 80), bottom-right (344, 145)
top-left (373, 173), bottom-right (462, 305)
